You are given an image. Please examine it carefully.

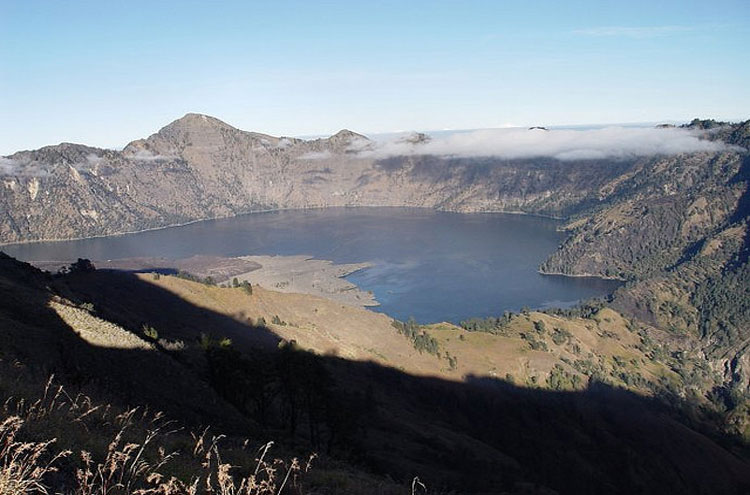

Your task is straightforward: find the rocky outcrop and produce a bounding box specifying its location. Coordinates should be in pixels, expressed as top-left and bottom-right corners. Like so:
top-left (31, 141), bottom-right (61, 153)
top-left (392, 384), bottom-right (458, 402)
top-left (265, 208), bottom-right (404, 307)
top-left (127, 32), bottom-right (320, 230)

top-left (0, 113), bottom-right (681, 245)
top-left (539, 124), bottom-right (750, 396)
top-left (3, 115), bottom-right (749, 390)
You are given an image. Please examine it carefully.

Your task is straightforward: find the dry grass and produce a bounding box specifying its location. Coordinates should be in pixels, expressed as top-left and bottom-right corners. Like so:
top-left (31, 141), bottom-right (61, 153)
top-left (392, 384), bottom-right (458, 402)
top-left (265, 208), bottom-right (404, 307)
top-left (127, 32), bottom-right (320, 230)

top-left (142, 274), bottom-right (443, 376)
top-left (0, 416), bottom-right (68, 494)
top-left (1, 376), bottom-right (312, 495)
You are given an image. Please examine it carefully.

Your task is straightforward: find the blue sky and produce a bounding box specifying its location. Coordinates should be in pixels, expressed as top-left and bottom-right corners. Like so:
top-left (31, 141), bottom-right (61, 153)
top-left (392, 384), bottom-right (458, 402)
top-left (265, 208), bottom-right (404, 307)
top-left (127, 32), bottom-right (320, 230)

top-left (1, 0), bottom-right (748, 153)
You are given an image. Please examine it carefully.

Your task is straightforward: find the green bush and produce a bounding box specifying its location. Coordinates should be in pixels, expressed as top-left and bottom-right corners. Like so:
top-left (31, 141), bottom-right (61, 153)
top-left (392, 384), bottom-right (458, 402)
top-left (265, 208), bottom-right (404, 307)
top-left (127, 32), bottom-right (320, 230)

top-left (142, 324), bottom-right (158, 341)
top-left (533, 320), bottom-right (547, 335)
top-left (392, 318), bottom-right (441, 356)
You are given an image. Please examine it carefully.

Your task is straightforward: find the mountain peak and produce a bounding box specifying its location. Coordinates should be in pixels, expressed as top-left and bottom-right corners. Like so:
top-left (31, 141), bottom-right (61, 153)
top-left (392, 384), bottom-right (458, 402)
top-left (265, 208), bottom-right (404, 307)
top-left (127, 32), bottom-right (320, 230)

top-left (162, 113), bottom-right (236, 133)
top-left (331, 129), bottom-right (368, 141)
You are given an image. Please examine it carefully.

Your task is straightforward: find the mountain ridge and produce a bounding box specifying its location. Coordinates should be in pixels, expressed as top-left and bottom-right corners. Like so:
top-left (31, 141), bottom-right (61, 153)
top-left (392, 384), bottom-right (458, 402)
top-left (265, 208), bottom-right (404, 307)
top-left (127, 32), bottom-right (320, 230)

top-left (5, 113), bottom-right (743, 246)
top-left (2, 115), bottom-right (750, 491)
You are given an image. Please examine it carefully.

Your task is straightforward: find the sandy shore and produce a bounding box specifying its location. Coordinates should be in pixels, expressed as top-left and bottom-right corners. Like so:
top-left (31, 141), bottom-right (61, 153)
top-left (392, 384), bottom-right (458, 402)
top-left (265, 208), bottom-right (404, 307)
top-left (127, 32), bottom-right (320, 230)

top-left (33, 254), bottom-right (378, 309)
top-left (233, 255), bottom-right (377, 308)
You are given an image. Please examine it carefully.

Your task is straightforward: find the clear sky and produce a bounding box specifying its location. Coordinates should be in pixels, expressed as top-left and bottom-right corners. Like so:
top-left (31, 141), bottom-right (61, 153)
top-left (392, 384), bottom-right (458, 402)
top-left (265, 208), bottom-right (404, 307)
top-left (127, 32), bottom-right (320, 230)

top-left (1, 0), bottom-right (748, 154)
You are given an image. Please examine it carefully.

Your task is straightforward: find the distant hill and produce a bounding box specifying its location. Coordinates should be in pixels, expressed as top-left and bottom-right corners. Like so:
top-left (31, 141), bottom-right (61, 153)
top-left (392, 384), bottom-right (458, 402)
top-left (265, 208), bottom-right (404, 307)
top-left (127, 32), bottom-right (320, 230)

top-left (539, 120), bottom-right (750, 412)
top-left (6, 114), bottom-right (741, 245)
top-left (2, 115), bottom-right (750, 492)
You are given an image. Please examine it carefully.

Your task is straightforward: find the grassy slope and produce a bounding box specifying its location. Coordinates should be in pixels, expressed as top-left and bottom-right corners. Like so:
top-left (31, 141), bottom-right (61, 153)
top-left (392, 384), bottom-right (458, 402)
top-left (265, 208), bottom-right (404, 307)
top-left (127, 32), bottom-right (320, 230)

top-left (51, 267), bottom-right (729, 425)
top-left (536, 121), bottom-right (750, 437)
top-left (125, 273), bottom-right (680, 395)
top-left (2, 254), bottom-right (750, 493)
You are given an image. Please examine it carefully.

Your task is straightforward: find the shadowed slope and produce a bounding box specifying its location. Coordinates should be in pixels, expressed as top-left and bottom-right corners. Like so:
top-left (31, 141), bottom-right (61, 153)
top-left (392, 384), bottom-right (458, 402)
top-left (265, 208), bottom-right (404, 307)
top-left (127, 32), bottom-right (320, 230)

top-left (0, 253), bottom-right (256, 431)
top-left (1, 252), bottom-right (749, 493)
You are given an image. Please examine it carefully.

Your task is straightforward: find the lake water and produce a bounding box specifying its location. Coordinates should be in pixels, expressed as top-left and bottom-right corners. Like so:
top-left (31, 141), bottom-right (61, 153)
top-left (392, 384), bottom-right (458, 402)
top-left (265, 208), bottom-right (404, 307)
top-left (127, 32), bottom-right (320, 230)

top-left (2, 207), bottom-right (620, 323)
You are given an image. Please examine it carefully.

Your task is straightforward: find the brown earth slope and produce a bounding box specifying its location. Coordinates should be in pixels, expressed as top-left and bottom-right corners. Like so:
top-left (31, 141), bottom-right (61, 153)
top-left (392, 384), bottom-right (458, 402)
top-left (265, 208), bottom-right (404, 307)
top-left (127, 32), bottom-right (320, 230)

top-left (2, 252), bottom-right (750, 494)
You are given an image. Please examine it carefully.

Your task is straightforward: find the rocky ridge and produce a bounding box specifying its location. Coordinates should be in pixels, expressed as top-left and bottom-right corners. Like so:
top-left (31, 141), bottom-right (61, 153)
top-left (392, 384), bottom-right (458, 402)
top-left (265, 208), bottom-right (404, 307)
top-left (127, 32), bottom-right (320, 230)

top-left (3, 114), bottom-right (750, 402)
top-left (1, 113), bottom-right (670, 244)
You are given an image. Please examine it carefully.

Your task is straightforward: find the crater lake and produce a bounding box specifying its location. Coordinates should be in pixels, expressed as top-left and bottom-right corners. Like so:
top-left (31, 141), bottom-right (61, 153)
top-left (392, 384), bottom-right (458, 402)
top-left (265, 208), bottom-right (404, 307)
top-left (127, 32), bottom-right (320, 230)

top-left (2, 207), bottom-right (620, 323)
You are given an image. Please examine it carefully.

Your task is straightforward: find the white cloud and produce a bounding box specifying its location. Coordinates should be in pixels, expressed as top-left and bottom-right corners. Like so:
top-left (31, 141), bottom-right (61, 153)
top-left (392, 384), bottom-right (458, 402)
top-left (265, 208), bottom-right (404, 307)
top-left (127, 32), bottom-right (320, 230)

top-left (0, 157), bottom-right (50, 176)
top-left (346, 137), bottom-right (373, 153)
top-left (128, 149), bottom-right (175, 162)
top-left (297, 150), bottom-right (332, 160)
top-left (69, 153), bottom-right (104, 172)
top-left (86, 153), bottom-right (103, 164)
top-left (361, 126), bottom-right (739, 161)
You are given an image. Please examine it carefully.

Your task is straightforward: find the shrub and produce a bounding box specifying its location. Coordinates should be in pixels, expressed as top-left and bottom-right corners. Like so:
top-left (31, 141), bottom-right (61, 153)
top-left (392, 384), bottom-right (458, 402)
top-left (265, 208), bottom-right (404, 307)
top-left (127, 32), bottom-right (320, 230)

top-left (142, 324), bottom-right (159, 341)
top-left (67, 258), bottom-right (96, 274)
top-left (520, 333), bottom-right (548, 352)
top-left (547, 364), bottom-right (583, 391)
top-left (392, 318), bottom-right (440, 356)
top-left (445, 353), bottom-right (458, 370)
top-left (459, 312), bottom-right (512, 334)
top-left (533, 320), bottom-right (547, 335)
top-left (551, 327), bottom-right (572, 345)
top-left (174, 271), bottom-right (217, 286)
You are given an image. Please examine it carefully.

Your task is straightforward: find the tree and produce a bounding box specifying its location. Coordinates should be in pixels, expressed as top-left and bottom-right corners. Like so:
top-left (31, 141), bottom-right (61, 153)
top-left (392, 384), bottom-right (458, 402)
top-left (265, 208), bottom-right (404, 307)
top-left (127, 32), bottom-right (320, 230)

top-left (59, 258), bottom-right (95, 275)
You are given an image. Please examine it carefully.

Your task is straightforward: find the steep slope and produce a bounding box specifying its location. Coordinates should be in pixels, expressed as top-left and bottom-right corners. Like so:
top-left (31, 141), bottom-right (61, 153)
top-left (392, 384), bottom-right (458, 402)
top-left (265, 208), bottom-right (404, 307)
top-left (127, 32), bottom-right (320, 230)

top-left (1, 253), bottom-right (749, 494)
top-left (533, 121), bottom-right (750, 434)
top-left (0, 253), bottom-right (249, 429)
top-left (0, 114), bottom-right (371, 243)
top-left (4, 113), bottom-right (724, 244)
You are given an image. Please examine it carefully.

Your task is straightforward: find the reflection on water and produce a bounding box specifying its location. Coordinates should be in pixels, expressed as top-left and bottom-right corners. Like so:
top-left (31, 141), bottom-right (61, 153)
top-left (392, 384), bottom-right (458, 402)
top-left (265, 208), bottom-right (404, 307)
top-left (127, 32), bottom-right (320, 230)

top-left (3, 207), bottom-right (620, 323)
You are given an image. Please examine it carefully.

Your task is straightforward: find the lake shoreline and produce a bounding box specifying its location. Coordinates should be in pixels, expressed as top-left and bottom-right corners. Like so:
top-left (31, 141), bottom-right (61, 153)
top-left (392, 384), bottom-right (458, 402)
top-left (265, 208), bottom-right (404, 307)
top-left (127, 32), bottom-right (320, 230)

top-left (31, 253), bottom-right (380, 309)
top-left (0, 205), bottom-right (567, 247)
top-left (233, 255), bottom-right (379, 308)
top-left (538, 268), bottom-right (626, 282)
top-left (5, 207), bottom-right (618, 324)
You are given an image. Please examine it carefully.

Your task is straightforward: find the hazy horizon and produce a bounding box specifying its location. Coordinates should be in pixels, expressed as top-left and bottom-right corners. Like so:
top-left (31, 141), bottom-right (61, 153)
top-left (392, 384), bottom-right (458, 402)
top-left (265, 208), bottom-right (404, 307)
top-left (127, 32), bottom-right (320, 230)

top-left (1, 113), bottom-right (743, 157)
top-left (2, 0), bottom-right (748, 154)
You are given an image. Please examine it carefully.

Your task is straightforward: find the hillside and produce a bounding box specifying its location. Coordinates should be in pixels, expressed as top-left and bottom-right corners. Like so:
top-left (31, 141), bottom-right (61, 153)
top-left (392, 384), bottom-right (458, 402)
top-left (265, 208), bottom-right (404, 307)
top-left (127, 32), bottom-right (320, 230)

top-left (2, 116), bottom-right (750, 492)
top-left (52, 263), bottom-right (672, 389)
top-left (538, 120), bottom-right (750, 424)
top-left (4, 116), bottom-right (747, 394)
top-left (1, 114), bottom-right (719, 245)
top-left (1, 253), bottom-right (750, 494)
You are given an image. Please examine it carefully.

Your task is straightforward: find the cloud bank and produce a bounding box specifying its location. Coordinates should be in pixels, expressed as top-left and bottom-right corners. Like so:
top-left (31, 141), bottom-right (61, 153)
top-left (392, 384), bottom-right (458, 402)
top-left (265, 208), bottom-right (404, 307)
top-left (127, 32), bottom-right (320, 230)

top-left (0, 157), bottom-right (50, 176)
top-left (127, 149), bottom-right (176, 162)
top-left (362, 126), bottom-right (737, 161)
top-left (297, 150), bottom-right (332, 160)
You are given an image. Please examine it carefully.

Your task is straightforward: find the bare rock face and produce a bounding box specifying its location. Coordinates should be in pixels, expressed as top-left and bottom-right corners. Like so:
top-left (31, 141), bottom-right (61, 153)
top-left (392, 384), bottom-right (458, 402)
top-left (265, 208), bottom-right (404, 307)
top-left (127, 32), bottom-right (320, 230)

top-left (2, 114), bottom-right (750, 423)
top-left (0, 113), bottom-right (637, 244)
top-left (1, 114), bottom-right (747, 251)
